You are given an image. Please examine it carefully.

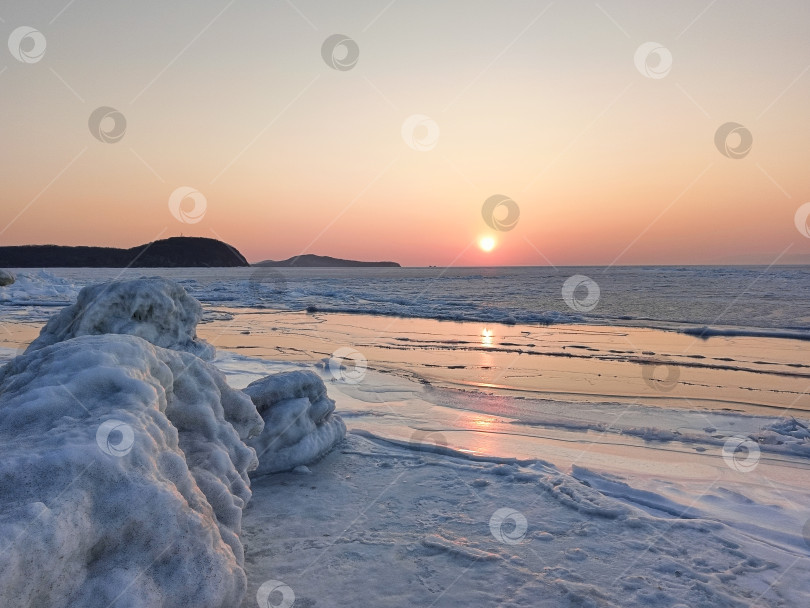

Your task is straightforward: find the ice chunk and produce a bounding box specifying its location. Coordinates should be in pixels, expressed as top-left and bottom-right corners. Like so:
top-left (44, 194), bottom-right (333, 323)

top-left (0, 334), bottom-right (263, 607)
top-left (25, 276), bottom-right (215, 360)
top-left (0, 269), bottom-right (80, 307)
top-left (243, 370), bottom-right (346, 474)
top-left (0, 270), bottom-right (15, 286)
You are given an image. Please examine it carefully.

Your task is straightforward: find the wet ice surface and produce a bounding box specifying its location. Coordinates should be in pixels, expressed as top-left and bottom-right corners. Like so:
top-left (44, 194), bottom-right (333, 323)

top-left (214, 343), bottom-right (810, 607)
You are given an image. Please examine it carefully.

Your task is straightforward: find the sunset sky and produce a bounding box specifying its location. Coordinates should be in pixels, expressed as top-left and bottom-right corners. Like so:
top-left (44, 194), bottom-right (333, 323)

top-left (1, 0), bottom-right (809, 266)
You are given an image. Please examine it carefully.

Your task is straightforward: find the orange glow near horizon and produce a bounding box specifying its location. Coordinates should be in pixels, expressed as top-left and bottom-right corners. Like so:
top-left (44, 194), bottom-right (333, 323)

top-left (1, 2), bottom-right (809, 267)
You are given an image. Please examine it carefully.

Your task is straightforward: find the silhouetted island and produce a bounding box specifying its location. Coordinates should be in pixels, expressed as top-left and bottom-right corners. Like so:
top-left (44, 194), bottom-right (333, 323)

top-left (254, 254), bottom-right (400, 268)
top-left (0, 237), bottom-right (248, 267)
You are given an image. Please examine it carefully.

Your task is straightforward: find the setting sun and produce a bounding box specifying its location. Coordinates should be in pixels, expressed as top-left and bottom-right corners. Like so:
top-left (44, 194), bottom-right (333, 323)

top-left (478, 236), bottom-right (496, 252)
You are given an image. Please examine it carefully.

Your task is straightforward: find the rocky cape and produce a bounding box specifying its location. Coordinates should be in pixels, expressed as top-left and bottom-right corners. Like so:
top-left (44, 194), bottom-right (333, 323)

top-left (254, 254), bottom-right (400, 268)
top-left (0, 237), bottom-right (248, 267)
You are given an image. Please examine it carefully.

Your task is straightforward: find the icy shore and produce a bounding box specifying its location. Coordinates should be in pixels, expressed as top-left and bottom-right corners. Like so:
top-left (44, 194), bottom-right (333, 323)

top-left (2, 275), bottom-right (810, 606)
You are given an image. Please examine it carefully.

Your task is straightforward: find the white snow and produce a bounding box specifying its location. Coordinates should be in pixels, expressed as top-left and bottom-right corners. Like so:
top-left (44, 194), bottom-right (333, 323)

top-left (0, 333), bottom-right (263, 608)
top-left (243, 370), bottom-right (346, 474)
top-left (240, 432), bottom-right (810, 608)
top-left (24, 276), bottom-right (215, 360)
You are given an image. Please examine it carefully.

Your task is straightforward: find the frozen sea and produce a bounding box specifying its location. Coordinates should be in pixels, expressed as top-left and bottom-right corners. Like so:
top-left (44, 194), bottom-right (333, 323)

top-left (3, 265), bottom-right (810, 336)
top-left (2, 266), bottom-right (810, 607)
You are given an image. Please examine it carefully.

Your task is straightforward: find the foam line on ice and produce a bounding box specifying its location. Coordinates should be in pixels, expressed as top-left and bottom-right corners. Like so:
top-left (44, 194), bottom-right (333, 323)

top-left (681, 325), bottom-right (810, 341)
top-left (349, 428), bottom-right (543, 467)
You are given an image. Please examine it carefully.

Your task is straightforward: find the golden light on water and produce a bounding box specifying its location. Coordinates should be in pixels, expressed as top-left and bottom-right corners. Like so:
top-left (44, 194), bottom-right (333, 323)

top-left (481, 327), bottom-right (494, 347)
top-left (478, 236), bottom-right (496, 252)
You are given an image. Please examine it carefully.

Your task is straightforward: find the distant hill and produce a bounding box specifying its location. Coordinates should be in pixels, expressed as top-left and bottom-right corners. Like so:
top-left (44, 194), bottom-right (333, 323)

top-left (0, 237), bottom-right (249, 267)
top-left (254, 254), bottom-right (400, 268)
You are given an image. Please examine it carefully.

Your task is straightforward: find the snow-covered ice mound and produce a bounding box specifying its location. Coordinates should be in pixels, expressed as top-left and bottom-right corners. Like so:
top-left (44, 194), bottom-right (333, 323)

top-left (244, 370), bottom-right (346, 474)
top-left (25, 276), bottom-right (215, 360)
top-left (0, 334), bottom-right (263, 608)
top-left (0, 269), bottom-right (77, 305)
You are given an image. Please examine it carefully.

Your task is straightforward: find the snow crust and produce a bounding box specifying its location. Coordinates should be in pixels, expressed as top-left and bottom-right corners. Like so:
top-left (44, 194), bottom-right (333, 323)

top-left (25, 276), bottom-right (215, 359)
top-left (243, 370), bottom-right (346, 474)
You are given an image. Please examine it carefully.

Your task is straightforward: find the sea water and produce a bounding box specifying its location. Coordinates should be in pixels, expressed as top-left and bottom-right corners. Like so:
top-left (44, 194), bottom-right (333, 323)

top-left (4, 265), bottom-right (810, 336)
